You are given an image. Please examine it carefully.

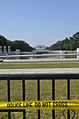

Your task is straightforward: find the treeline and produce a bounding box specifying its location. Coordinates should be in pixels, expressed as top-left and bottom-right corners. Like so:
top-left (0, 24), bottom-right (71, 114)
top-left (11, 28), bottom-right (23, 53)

top-left (49, 32), bottom-right (79, 50)
top-left (1, 32), bottom-right (79, 52)
top-left (0, 35), bottom-right (33, 52)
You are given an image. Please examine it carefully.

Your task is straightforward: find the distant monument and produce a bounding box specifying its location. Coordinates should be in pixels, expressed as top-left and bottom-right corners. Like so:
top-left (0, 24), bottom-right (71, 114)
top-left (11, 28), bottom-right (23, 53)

top-left (77, 48), bottom-right (79, 59)
top-left (33, 45), bottom-right (48, 54)
top-left (35, 45), bottom-right (46, 50)
top-left (0, 45), bottom-right (21, 55)
top-left (15, 49), bottom-right (20, 55)
top-left (3, 46), bottom-right (11, 54)
top-left (60, 50), bottom-right (65, 59)
top-left (8, 46), bottom-right (11, 54)
top-left (4, 46), bottom-right (7, 54)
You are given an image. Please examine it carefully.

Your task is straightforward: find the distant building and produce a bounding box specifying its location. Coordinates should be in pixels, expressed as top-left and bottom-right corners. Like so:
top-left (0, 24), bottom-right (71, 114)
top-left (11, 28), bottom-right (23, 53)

top-left (32, 45), bottom-right (48, 54)
top-left (35, 45), bottom-right (46, 50)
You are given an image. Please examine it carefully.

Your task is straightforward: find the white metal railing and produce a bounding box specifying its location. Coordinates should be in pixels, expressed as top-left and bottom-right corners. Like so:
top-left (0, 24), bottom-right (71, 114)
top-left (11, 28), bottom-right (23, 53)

top-left (0, 50), bottom-right (79, 60)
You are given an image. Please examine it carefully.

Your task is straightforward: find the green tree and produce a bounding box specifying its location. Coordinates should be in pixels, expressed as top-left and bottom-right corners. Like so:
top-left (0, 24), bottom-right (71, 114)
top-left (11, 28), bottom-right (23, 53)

top-left (49, 32), bottom-right (79, 50)
top-left (0, 35), bottom-right (33, 52)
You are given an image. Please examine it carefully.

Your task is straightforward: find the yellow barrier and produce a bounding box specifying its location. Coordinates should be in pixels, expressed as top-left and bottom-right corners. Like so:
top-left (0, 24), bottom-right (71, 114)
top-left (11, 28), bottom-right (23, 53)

top-left (0, 100), bottom-right (79, 110)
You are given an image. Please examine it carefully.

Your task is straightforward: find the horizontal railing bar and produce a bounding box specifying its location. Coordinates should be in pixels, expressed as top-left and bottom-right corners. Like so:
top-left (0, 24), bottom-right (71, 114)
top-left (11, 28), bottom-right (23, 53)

top-left (0, 74), bottom-right (79, 80)
top-left (0, 53), bottom-right (78, 58)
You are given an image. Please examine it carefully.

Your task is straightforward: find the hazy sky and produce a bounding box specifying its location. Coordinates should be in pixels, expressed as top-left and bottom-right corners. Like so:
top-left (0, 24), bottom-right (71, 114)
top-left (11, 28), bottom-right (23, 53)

top-left (0, 0), bottom-right (79, 47)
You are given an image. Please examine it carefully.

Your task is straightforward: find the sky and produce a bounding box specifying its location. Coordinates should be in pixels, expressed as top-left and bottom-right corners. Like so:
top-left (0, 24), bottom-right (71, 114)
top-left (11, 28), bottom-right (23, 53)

top-left (0, 0), bottom-right (79, 47)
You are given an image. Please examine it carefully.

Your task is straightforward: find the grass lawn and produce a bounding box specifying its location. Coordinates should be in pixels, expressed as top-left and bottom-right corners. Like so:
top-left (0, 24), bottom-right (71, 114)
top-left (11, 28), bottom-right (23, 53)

top-left (0, 60), bottom-right (79, 68)
top-left (0, 60), bottom-right (79, 118)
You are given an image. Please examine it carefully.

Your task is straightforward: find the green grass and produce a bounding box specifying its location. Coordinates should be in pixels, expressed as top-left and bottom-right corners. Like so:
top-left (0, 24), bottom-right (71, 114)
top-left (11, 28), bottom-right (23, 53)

top-left (1, 60), bottom-right (79, 68)
top-left (0, 61), bottom-right (79, 118)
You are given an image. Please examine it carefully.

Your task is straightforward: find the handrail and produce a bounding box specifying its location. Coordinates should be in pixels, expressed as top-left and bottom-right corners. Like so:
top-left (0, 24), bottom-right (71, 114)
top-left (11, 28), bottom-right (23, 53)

top-left (0, 73), bottom-right (79, 79)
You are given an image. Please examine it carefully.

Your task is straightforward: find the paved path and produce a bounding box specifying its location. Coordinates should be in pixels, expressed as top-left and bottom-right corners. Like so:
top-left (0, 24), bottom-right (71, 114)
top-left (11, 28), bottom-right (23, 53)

top-left (3, 58), bottom-right (79, 62)
top-left (0, 68), bottom-right (79, 75)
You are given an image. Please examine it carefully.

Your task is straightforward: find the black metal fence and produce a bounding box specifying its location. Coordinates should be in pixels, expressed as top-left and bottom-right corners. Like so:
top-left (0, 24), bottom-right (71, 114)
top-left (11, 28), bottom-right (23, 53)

top-left (0, 73), bottom-right (79, 119)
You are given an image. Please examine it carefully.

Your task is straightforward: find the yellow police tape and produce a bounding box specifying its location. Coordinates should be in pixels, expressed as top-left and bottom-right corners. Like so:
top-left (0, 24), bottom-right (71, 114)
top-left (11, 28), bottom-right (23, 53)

top-left (0, 100), bottom-right (79, 110)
